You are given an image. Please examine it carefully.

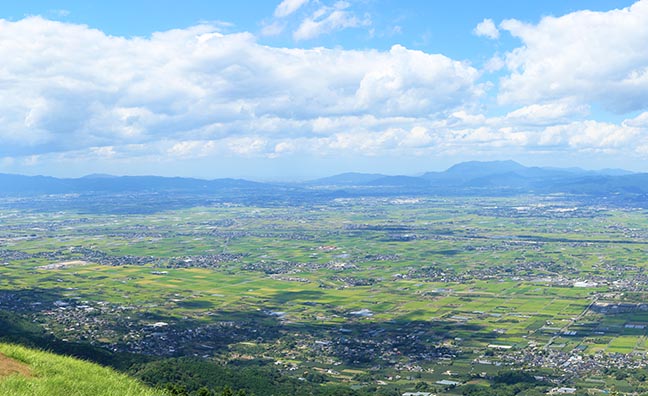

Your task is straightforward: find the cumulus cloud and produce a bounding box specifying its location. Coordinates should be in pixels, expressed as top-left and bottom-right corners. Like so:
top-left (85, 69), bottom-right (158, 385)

top-left (0, 16), bottom-right (481, 161)
top-left (473, 18), bottom-right (499, 39)
top-left (537, 120), bottom-right (640, 149)
top-left (354, 45), bottom-right (480, 116)
top-left (400, 126), bottom-right (435, 147)
top-left (499, 0), bottom-right (648, 113)
top-left (4, 4), bottom-right (648, 175)
top-left (293, 1), bottom-right (371, 41)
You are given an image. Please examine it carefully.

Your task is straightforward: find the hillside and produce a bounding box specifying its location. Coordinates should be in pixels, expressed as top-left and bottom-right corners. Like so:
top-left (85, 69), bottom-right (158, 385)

top-left (0, 344), bottom-right (160, 396)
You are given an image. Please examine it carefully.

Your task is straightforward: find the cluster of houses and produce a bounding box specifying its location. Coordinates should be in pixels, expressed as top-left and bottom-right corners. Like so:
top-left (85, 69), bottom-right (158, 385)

top-left (308, 322), bottom-right (457, 368)
top-left (492, 343), bottom-right (648, 377)
top-left (1, 246), bottom-right (157, 267)
top-left (163, 253), bottom-right (245, 269)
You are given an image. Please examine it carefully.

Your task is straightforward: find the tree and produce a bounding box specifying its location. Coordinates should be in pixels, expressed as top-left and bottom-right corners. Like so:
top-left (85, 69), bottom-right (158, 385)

top-left (166, 383), bottom-right (189, 396)
top-left (221, 386), bottom-right (234, 396)
top-left (414, 381), bottom-right (429, 391)
top-left (196, 387), bottom-right (212, 396)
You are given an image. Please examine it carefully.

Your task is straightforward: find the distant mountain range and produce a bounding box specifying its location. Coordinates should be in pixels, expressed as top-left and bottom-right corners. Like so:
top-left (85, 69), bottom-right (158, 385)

top-left (307, 160), bottom-right (647, 197)
top-left (0, 173), bottom-right (266, 195)
top-left (1, 160), bottom-right (647, 201)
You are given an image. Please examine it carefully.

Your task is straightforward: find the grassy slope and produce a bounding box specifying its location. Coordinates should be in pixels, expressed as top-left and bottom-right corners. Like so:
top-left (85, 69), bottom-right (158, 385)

top-left (0, 344), bottom-right (162, 396)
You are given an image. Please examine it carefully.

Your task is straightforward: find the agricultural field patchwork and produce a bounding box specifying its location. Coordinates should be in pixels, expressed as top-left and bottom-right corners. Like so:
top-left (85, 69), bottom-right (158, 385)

top-left (2, 195), bottom-right (648, 393)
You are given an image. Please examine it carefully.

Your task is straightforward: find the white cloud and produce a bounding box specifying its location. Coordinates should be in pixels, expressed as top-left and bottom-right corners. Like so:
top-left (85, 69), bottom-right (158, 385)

top-left (227, 136), bottom-right (268, 156)
top-left (274, 0), bottom-right (310, 18)
top-left (499, 0), bottom-right (648, 113)
top-left (3, 10), bottom-right (648, 174)
top-left (293, 1), bottom-right (371, 41)
top-left (537, 120), bottom-right (640, 149)
top-left (504, 101), bottom-right (589, 126)
top-left (0, 16), bottom-right (480, 160)
top-left (23, 155), bottom-right (40, 166)
top-left (273, 140), bottom-right (297, 155)
top-left (473, 18), bottom-right (499, 39)
top-left (484, 55), bottom-right (505, 72)
top-left (401, 126), bottom-right (434, 147)
top-left (50, 9), bottom-right (71, 17)
top-left (91, 146), bottom-right (116, 159)
top-left (166, 137), bottom-right (267, 158)
top-left (167, 140), bottom-right (218, 159)
top-left (261, 21), bottom-right (285, 36)
top-left (354, 45), bottom-right (480, 116)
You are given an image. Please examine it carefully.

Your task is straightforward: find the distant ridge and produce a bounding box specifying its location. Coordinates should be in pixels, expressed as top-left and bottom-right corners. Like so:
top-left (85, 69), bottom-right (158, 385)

top-left (364, 175), bottom-right (430, 187)
top-left (307, 172), bottom-right (386, 186)
top-left (1, 161), bottom-right (646, 202)
top-left (304, 160), bottom-right (647, 199)
top-left (444, 159), bottom-right (527, 175)
top-left (80, 173), bottom-right (118, 179)
top-left (0, 173), bottom-right (266, 195)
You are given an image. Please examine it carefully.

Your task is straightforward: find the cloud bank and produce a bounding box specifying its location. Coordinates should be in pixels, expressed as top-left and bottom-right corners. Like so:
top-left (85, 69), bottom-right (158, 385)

top-left (1, 0), bottom-right (648, 176)
top-left (0, 17), bottom-right (479, 159)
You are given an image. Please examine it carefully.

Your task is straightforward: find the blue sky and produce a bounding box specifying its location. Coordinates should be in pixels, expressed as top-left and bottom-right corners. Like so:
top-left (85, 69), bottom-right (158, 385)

top-left (0, 0), bottom-right (646, 179)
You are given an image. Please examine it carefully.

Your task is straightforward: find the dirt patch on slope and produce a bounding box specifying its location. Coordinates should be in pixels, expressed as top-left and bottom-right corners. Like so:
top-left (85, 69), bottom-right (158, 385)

top-left (0, 353), bottom-right (31, 377)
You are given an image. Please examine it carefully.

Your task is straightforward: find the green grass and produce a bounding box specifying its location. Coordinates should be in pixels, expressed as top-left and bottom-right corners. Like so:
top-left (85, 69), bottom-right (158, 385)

top-left (0, 344), bottom-right (162, 396)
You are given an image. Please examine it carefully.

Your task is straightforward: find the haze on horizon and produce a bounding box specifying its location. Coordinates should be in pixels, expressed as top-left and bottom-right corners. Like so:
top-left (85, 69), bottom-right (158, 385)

top-left (1, 0), bottom-right (647, 180)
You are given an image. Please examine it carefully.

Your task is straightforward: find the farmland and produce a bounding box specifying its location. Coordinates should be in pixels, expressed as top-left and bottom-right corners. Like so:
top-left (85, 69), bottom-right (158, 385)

top-left (2, 194), bottom-right (648, 394)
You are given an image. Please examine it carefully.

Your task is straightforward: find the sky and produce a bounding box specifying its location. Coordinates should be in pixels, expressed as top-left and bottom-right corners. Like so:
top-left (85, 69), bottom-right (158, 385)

top-left (0, 0), bottom-right (647, 180)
